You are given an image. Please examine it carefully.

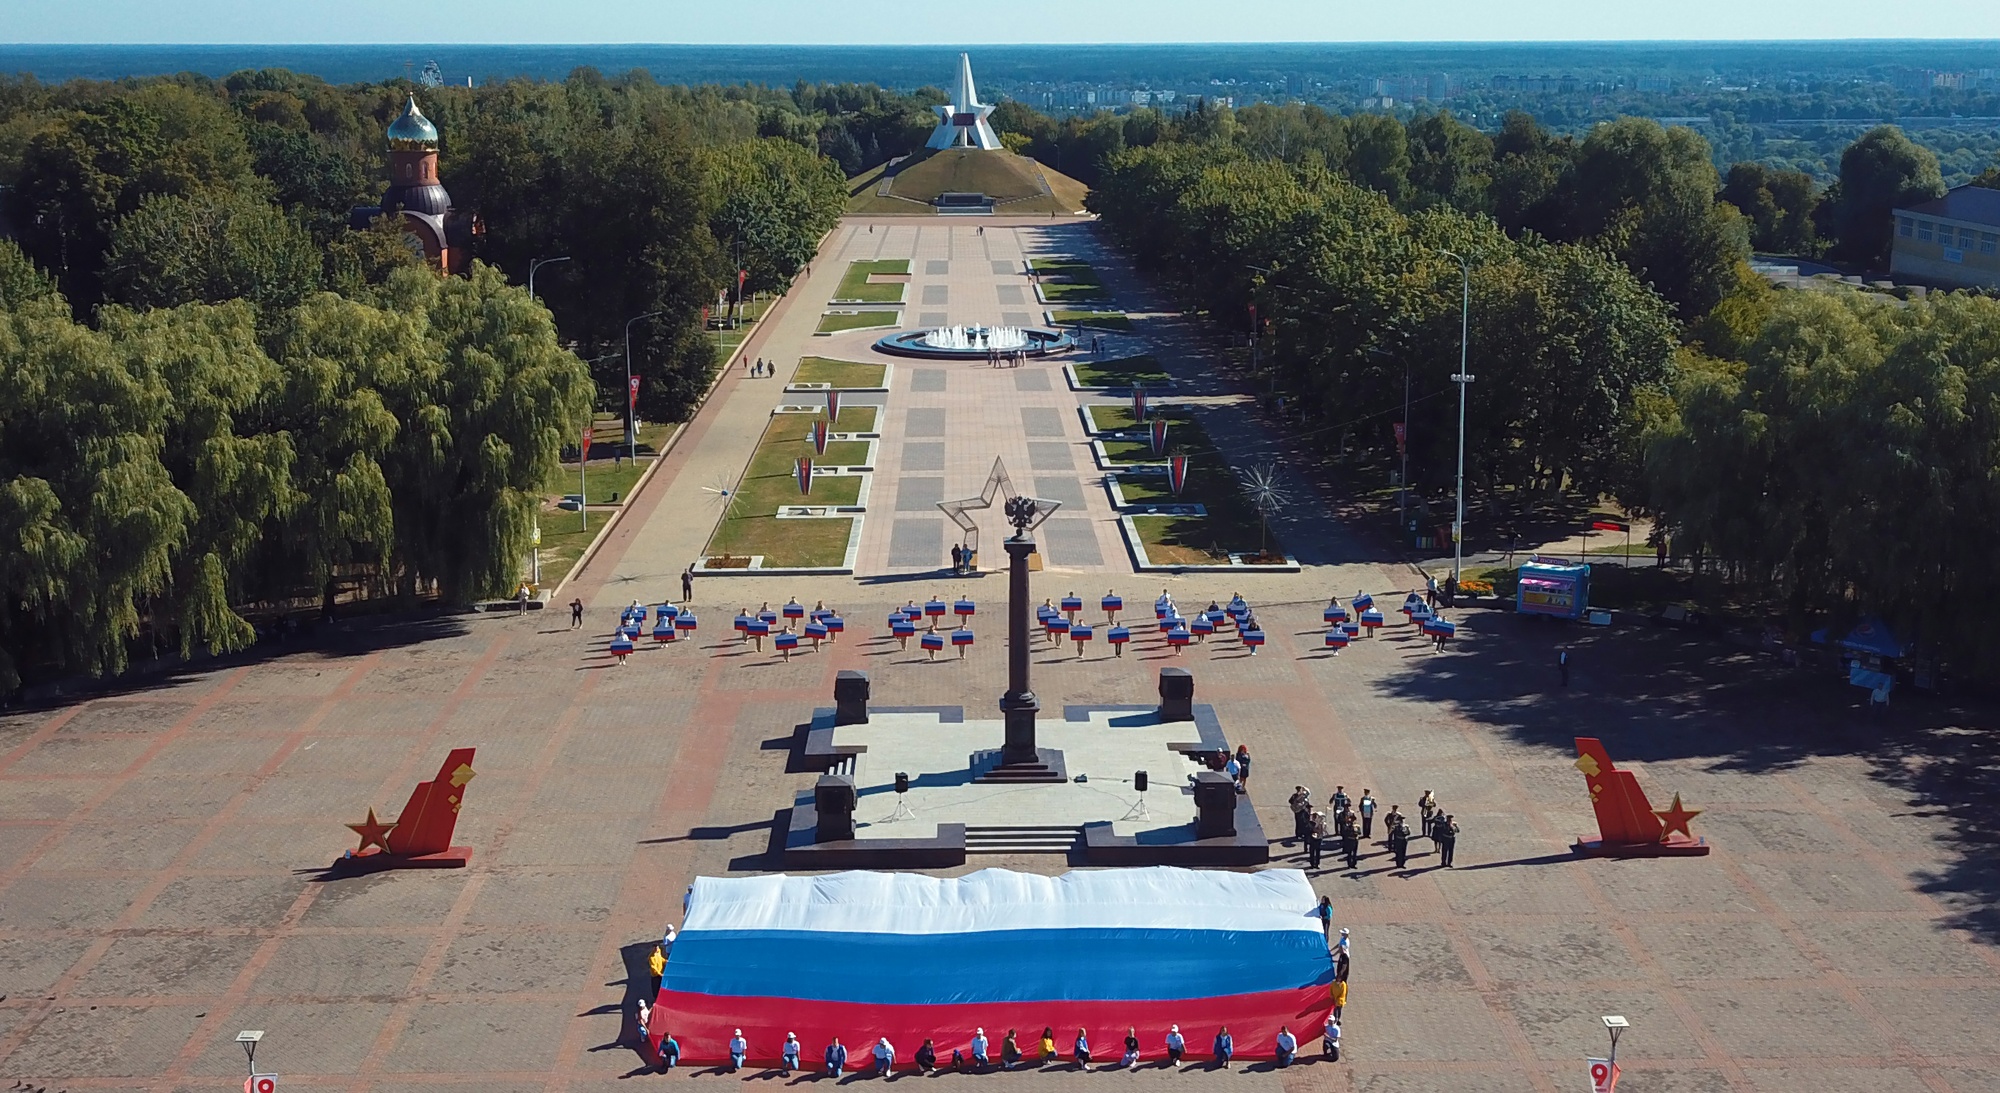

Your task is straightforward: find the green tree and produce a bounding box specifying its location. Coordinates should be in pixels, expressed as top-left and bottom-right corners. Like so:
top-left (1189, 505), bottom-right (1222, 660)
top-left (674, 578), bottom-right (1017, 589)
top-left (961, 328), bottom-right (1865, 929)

top-left (104, 188), bottom-right (321, 312)
top-left (1566, 118), bottom-right (1748, 321)
top-left (708, 137), bottom-right (845, 297)
top-left (1406, 110), bottom-right (1493, 214)
top-left (1343, 112), bottom-right (1411, 206)
top-left (1824, 125), bottom-right (1946, 267)
top-left (1721, 161), bottom-right (1822, 255)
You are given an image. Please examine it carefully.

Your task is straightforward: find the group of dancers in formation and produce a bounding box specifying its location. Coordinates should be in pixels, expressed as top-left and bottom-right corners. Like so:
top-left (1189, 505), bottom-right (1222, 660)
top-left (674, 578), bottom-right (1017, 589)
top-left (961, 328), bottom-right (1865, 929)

top-left (604, 588), bottom-right (1458, 664)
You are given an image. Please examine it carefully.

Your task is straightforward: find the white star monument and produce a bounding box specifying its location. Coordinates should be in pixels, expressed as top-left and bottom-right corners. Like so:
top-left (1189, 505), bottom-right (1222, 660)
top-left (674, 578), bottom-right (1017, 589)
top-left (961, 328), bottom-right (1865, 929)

top-left (925, 53), bottom-right (1004, 151)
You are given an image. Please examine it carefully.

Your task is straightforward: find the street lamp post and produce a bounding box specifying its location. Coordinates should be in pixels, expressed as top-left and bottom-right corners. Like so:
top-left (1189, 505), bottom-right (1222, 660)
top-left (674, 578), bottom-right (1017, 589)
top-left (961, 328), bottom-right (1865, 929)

top-left (624, 311), bottom-right (665, 457)
top-left (1437, 249), bottom-right (1473, 582)
top-left (1245, 264), bottom-right (1274, 385)
top-left (528, 255), bottom-right (570, 300)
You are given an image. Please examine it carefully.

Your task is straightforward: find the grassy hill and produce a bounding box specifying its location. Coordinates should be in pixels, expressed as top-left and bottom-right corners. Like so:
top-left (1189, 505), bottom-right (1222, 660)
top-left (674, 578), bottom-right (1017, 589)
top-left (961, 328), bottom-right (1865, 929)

top-left (845, 148), bottom-right (1089, 215)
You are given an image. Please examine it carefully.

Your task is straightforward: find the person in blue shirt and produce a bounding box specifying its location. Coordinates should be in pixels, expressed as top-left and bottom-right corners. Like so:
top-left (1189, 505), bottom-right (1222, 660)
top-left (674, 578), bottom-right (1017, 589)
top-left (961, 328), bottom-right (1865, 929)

top-left (970, 1027), bottom-right (990, 1070)
top-left (1212, 1027), bottom-right (1233, 1069)
top-left (728, 1030), bottom-right (747, 1072)
top-left (657, 1031), bottom-right (680, 1073)
top-left (1274, 1026), bottom-right (1297, 1067)
top-left (781, 1033), bottom-right (800, 1075)
top-left (1164, 1024), bottom-right (1186, 1069)
top-left (1072, 1028), bottom-right (1091, 1069)
top-left (825, 1036), bottom-right (847, 1075)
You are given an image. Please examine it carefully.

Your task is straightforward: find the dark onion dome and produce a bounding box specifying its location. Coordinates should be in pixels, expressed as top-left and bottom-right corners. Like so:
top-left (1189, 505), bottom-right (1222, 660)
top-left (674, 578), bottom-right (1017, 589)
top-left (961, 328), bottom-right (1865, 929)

top-left (387, 95), bottom-right (439, 148)
top-left (384, 182), bottom-right (451, 217)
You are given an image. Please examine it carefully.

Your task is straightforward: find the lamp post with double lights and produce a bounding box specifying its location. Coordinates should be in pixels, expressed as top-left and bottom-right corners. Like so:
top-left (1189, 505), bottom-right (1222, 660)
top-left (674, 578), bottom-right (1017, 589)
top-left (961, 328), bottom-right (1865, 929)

top-left (1436, 248), bottom-right (1473, 582)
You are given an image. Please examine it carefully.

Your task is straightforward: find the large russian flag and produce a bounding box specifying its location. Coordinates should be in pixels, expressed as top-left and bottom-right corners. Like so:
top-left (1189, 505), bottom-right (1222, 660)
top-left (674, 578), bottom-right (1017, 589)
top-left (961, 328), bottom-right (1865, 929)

top-left (649, 867), bottom-right (1334, 1065)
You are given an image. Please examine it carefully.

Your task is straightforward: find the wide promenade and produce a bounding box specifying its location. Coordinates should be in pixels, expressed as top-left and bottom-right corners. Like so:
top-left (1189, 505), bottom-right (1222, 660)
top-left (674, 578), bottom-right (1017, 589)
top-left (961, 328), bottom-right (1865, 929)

top-left (2, 219), bottom-right (1997, 1093)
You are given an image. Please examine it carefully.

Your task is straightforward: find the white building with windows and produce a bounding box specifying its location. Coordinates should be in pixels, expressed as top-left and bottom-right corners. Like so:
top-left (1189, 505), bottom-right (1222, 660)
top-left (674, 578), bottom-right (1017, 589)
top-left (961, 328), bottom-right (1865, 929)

top-left (1891, 185), bottom-right (2000, 289)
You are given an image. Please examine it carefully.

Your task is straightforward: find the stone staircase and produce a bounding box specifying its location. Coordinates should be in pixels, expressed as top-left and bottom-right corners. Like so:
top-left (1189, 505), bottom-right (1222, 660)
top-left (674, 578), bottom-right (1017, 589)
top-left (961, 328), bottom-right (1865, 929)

top-left (965, 825), bottom-right (1082, 855)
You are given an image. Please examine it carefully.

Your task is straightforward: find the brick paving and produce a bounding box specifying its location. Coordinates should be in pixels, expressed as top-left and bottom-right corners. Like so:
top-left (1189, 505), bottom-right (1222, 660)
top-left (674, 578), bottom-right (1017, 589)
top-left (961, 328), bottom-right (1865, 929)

top-left (4, 220), bottom-right (2000, 1093)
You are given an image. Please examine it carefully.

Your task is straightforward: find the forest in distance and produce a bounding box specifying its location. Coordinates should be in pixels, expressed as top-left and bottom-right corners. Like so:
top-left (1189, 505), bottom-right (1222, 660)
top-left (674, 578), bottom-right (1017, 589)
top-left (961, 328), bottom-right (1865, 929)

top-left (10, 40), bottom-right (2000, 180)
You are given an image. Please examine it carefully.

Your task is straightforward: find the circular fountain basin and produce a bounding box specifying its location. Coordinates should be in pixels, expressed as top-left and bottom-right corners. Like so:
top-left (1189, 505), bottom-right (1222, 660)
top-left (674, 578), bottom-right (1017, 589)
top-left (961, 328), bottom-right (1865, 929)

top-left (874, 325), bottom-right (1076, 360)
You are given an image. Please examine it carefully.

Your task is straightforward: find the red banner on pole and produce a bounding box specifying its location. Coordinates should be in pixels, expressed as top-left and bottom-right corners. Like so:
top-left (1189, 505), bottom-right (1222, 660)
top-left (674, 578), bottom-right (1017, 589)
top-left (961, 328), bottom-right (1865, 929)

top-left (1588, 1059), bottom-right (1619, 1093)
top-left (795, 457), bottom-right (813, 496)
top-left (1393, 421), bottom-right (1406, 454)
top-left (580, 425), bottom-right (592, 461)
top-left (738, 268), bottom-right (748, 286)
top-left (1150, 417), bottom-right (1169, 456)
top-left (628, 376), bottom-right (641, 411)
top-left (811, 418), bottom-right (830, 455)
top-left (1132, 388), bottom-right (1148, 422)
top-left (1591, 519), bottom-right (1629, 533)
top-left (1168, 455), bottom-right (1189, 496)
top-left (826, 390), bottom-right (840, 424)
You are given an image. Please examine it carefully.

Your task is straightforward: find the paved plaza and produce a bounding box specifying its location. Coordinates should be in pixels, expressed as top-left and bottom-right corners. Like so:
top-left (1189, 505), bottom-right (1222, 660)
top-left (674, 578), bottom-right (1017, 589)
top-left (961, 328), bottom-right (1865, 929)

top-left (3, 218), bottom-right (1999, 1093)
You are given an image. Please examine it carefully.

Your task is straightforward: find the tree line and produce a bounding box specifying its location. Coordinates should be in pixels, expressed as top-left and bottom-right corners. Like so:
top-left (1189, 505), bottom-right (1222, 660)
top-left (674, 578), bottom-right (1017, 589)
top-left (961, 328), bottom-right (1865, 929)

top-left (1070, 101), bottom-right (2000, 676)
top-left (0, 67), bottom-right (862, 692)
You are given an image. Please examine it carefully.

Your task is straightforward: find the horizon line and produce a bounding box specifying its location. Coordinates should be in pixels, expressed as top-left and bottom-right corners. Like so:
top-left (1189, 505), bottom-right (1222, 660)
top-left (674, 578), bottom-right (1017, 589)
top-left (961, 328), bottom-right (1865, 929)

top-left (8, 37), bottom-right (2000, 47)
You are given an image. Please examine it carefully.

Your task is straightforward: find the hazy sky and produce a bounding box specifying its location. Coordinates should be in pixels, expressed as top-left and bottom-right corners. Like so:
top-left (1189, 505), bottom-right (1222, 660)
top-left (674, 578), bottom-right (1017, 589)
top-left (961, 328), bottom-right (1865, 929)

top-left (7, 1), bottom-right (2000, 44)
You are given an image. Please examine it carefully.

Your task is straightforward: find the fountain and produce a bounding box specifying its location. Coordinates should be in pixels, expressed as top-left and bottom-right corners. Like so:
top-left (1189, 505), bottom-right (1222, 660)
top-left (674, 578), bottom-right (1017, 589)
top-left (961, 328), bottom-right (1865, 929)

top-left (875, 324), bottom-right (1076, 360)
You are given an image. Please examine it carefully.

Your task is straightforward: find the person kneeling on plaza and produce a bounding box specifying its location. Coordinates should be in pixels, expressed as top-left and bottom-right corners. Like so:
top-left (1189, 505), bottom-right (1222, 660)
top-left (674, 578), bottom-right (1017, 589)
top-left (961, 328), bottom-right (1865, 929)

top-left (915, 1038), bottom-right (938, 1074)
top-left (971, 1027), bottom-right (990, 1069)
top-left (825, 1036), bottom-right (848, 1075)
top-left (1165, 1024), bottom-right (1186, 1068)
top-left (872, 1036), bottom-right (894, 1076)
top-left (1213, 1026), bottom-right (1234, 1069)
top-left (658, 1031), bottom-right (680, 1074)
top-left (1072, 1028), bottom-right (1091, 1068)
top-left (1001, 1029), bottom-right (1022, 1070)
top-left (782, 1032), bottom-right (801, 1075)
top-left (1039, 1027), bottom-right (1058, 1067)
top-left (1323, 1018), bottom-right (1341, 1061)
top-left (1274, 1025), bottom-right (1298, 1067)
top-left (1122, 1027), bottom-right (1141, 1070)
top-left (728, 1029), bottom-right (747, 1072)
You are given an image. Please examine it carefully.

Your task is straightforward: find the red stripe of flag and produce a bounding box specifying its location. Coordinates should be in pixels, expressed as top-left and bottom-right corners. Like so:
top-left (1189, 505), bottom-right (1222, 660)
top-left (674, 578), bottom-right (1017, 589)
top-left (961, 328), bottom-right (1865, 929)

top-left (1591, 519), bottom-right (1628, 532)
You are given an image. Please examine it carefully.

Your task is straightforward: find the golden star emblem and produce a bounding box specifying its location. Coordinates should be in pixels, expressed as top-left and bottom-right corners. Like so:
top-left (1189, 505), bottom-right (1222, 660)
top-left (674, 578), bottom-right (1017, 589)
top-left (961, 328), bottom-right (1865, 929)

top-left (1654, 793), bottom-right (1702, 839)
top-left (1574, 753), bottom-right (1602, 777)
top-left (450, 763), bottom-right (476, 788)
top-left (346, 808), bottom-right (397, 853)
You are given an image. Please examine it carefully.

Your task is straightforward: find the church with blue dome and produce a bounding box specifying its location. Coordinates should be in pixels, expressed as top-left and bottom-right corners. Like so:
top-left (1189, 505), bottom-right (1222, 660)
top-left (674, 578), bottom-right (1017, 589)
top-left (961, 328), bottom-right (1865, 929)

top-left (349, 95), bottom-right (482, 273)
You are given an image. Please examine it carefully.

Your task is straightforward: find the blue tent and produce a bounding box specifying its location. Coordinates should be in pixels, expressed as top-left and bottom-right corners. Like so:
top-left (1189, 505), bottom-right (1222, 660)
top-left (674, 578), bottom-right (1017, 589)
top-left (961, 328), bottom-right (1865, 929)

top-left (1810, 616), bottom-right (1906, 659)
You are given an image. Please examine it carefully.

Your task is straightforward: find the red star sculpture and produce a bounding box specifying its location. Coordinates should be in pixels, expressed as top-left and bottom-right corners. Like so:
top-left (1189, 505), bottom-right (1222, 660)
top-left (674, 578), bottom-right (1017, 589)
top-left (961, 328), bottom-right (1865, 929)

top-left (1653, 793), bottom-right (1702, 840)
top-left (346, 808), bottom-right (397, 853)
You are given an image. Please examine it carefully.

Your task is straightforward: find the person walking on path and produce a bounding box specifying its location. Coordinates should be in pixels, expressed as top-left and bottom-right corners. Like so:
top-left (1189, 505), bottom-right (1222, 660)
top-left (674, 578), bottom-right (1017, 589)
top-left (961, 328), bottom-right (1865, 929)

top-left (1316, 895), bottom-right (1334, 943)
top-left (681, 565), bottom-right (694, 603)
top-left (728, 1030), bottom-right (748, 1072)
top-left (1274, 1026), bottom-right (1298, 1067)
top-left (1234, 745), bottom-right (1252, 791)
top-left (1559, 647), bottom-right (1570, 687)
top-left (1288, 785), bottom-right (1313, 844)
top-left (1165, 1025), bottom-right (1186, 1069)
top-left (782, 1033), bottom-right (801, 1075)
top-left (1359, 790), bottom-right (1377, 839)
top-left (568, 598), bottom-right (584, 628)
top-left (1437, 814), bottom-right (1460, 866)
top-left (825, 1036), bottom-right (847, 1076)
top-left (1213, 1027), bottom-right (1234, 1070)
top-left (951, 543), bottom-right (963, 575)
top-left (659, 1031), bottom-right (680, 1074)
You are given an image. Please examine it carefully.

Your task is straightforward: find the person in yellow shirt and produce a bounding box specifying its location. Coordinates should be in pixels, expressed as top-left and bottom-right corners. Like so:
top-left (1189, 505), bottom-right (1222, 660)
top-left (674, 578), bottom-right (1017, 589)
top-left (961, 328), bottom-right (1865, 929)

top-left (1332, 978), bottom-right (1349, 1021)
top-left (648, 944), bottom-right (665, 994)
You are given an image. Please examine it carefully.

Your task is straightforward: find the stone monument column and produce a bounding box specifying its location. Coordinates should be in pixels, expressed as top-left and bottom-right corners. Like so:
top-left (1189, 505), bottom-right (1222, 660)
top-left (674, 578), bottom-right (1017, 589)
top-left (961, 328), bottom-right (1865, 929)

top-left (999, 525), bottom-right (1039, 765)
